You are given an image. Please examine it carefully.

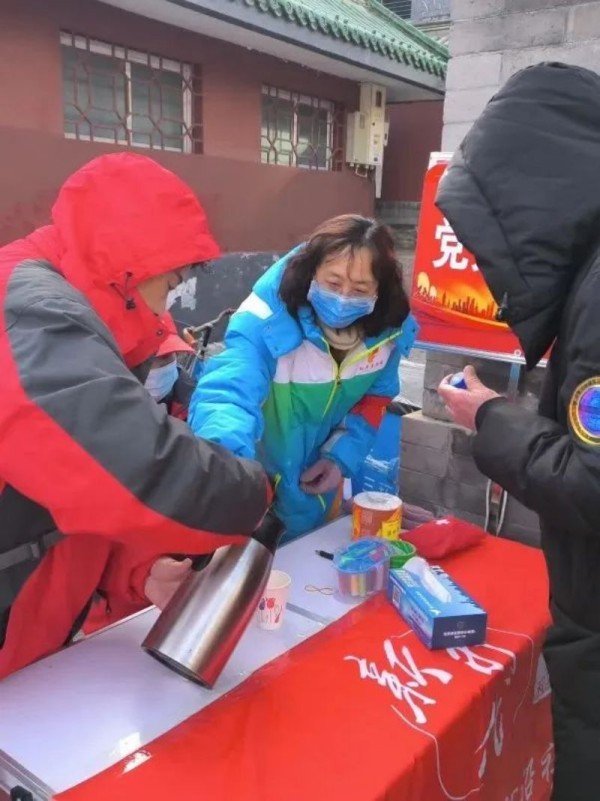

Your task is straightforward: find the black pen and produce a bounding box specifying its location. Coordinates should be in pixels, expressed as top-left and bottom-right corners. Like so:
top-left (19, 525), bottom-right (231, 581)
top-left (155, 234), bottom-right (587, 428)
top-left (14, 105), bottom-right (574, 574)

top-left (315, 549), bottom-right (334, 561)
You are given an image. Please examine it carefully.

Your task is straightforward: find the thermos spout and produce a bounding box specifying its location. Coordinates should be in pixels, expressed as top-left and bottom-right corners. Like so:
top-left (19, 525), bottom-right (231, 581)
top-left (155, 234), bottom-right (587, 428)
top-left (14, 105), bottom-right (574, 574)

top-left (142, 511), bottom-right (284, 688)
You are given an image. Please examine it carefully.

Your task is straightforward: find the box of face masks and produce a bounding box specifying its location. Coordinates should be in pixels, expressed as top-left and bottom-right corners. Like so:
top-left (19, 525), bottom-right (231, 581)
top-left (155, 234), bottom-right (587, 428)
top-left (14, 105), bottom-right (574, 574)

top-left (387, 559), bottom-right (487, 650)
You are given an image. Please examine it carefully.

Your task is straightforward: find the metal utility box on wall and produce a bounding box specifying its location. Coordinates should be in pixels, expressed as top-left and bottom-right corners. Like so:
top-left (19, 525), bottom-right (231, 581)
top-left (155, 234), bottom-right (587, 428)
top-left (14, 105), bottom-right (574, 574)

top-left (346, 83), bottom-right (387, 167)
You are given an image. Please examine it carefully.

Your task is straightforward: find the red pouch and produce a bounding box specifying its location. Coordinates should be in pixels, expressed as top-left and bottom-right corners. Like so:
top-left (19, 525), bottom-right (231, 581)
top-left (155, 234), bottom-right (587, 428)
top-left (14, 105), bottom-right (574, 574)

top-left (402, 516), bottom-right (485, 559)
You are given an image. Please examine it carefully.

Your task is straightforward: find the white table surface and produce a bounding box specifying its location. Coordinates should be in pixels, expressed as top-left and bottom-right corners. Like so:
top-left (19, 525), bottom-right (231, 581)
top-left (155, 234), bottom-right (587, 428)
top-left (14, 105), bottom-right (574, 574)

top-left (0, 518), bottom-right (363, 796)
top-left (273, 515), bottom-right (361, 622)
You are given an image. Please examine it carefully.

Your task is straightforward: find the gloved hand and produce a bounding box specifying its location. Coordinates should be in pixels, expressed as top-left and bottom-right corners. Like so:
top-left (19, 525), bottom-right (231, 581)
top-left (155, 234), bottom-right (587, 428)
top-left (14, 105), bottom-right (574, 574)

top-left (402, 503), bottom-right (435, 531)
top-left (300, 458), bottom-right (342, 495)
top-left (144, 557), bottom-right (192, 609)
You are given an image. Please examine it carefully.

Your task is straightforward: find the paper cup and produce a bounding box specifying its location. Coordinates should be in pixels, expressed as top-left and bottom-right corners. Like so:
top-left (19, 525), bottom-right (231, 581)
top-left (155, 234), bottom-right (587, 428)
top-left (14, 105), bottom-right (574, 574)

top-left (256, 569), bottom-right (291, 631)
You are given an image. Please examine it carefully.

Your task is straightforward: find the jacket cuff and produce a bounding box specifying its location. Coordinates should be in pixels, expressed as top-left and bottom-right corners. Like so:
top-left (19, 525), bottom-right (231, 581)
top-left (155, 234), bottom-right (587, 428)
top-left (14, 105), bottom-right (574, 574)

top-left (475, 396), bottom-right (508, 431)
top-left (320, 434), bottom-right (353, 477)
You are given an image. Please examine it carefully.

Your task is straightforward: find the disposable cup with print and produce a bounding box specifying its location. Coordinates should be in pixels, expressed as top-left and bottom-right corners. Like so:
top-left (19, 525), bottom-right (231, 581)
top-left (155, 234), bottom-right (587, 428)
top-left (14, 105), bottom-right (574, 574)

top-left (256, 569), bottom-right (292, 630)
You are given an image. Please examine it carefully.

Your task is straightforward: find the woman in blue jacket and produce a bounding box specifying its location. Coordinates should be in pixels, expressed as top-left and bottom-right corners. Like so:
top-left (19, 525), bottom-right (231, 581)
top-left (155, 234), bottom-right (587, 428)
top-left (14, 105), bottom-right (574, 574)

top-left (189, 215), bottom-right (417, 540)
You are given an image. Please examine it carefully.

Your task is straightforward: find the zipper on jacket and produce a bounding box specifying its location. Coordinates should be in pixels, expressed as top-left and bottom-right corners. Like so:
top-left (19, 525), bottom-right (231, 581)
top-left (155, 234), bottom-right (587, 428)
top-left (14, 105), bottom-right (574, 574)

top-left (321, 332), bottom-right (401, 419)
top-left (322, 353), bottom-right (342, 418)
top-left (308, 331), bottom-right (403, 514)
top-left (274, 470), bottom-right (326, 512)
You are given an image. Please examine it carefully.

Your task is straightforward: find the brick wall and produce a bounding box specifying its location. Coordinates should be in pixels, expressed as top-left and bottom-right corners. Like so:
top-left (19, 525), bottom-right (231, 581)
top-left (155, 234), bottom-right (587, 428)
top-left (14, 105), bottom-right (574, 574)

top-left (401, 351), bottom-right (544, 547)
top-left (401, 411), bottom-right (542, 547)
top-left (443, 0), bottom-right (600, 149)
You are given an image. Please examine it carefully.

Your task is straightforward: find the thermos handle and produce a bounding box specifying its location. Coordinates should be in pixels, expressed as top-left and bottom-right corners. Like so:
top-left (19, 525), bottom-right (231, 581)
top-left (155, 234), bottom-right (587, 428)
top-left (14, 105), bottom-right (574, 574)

top-left (251, 509), bottom-right (285, 554)
top-left (167, 553), bottom-right (213, 571)
top-left (166, 510), bottom-right (283, 574)
top-left (189, 554), bottom-right (213, 571)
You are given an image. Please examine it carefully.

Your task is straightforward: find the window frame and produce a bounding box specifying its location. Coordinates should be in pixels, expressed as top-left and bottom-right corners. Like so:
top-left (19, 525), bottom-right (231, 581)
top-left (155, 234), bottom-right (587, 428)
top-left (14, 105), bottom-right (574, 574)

top-left (261, 85), bottom-right (339, 172)
top-left (60, 32), bottom-right (194, 155)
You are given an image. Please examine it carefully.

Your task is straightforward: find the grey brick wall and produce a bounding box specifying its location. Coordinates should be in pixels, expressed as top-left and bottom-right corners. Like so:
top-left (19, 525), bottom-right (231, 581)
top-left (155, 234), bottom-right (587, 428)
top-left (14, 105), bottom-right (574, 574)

top-left (407, 347), bottom-right (544, 543)
top-left (400, 411), bottom-right (541, 547)
top-left (443, 0), bottom-right (600, 149)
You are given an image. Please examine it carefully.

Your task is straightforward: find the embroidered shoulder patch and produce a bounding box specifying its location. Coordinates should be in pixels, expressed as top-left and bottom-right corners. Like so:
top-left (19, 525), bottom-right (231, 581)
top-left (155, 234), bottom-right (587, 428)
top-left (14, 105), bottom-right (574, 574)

top-left (569, 378), bottom-right (600, 445)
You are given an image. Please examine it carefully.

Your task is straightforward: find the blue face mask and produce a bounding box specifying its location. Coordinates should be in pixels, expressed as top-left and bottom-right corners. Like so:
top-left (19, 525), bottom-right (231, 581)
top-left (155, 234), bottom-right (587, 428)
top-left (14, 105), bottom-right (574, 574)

top-left (307, 279), bottom-right (377, 329)
top-left (145, 361), bottom-right (179, 401)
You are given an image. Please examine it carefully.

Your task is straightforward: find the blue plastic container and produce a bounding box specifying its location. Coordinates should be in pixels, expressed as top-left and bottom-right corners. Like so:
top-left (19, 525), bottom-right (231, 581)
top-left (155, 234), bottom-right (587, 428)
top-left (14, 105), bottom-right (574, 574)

top-left (449, 372), bottom-right (467, 390)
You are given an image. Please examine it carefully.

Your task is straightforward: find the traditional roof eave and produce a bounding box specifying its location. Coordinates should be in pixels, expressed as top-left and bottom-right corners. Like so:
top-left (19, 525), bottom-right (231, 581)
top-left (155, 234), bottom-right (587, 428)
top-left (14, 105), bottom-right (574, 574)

top-left (99, 0), bottom-right (447, 100)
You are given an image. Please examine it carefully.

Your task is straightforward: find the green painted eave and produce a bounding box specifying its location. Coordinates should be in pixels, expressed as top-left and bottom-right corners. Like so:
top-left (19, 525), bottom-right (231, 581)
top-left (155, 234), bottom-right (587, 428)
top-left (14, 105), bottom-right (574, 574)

top-left (229, 0), bottom-right (449, 78)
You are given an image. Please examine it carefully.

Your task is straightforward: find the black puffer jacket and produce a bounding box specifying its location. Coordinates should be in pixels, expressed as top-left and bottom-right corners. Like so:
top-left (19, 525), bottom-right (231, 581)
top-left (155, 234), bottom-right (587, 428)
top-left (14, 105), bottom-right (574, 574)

top-left (437, 62), bottom-right (600, 801)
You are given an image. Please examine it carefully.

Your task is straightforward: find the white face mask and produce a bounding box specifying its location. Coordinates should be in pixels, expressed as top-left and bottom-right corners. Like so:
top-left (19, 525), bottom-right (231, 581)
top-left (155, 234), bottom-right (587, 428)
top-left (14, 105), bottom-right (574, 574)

top-left (145, 361), bottom-right (179, 401)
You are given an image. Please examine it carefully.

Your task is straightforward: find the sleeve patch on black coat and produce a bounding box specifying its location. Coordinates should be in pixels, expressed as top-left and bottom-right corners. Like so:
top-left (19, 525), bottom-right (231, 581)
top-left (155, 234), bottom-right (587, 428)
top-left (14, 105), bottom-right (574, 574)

top-left (568, 378), bottom-right (600, 446)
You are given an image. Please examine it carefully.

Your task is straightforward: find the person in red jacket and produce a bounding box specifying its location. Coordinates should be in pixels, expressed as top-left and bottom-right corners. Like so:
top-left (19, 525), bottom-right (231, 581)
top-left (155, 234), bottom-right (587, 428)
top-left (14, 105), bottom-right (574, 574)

top-left (0, 152), bottom-right (270, 679)
top-left (84, 318), bottom-right (197, 635)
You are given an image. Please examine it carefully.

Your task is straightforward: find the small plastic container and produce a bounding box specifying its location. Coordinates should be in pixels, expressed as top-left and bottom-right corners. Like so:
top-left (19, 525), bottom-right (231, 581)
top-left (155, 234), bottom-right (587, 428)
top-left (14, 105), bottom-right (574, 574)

top-left (449, 372), bottom-right (467, 390)
top-left (388, 540), bottom-right (417, 569)
top-left (333, 538), bottom-right (391, 599)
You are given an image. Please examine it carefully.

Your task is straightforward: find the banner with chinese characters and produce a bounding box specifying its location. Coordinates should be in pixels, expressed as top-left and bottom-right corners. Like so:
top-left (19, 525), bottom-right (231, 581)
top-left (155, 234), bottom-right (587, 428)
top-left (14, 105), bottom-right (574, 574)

top-left (412, 153), bottom-right (525, 361)
top-left (57, 532), bottom-right (553, 801)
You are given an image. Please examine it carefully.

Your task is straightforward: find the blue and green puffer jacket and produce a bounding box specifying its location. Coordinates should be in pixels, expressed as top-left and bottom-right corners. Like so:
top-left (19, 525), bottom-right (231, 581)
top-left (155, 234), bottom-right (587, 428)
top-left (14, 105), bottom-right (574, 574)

top-left (188, 250), bottom-right (417, 540)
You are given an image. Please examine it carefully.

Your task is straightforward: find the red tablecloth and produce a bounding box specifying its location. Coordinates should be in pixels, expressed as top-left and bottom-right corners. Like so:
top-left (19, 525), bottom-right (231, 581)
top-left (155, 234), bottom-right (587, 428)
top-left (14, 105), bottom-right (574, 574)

top-left (56, 533), bottom-right (553, 801)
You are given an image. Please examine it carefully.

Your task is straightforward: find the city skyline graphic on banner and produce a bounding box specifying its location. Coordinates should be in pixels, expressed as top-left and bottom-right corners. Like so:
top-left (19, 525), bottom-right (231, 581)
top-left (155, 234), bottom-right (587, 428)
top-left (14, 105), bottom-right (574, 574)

top-left (415, 215), bottom-right (500, 323)
top-left (415, 273), bottom-right (499, 322)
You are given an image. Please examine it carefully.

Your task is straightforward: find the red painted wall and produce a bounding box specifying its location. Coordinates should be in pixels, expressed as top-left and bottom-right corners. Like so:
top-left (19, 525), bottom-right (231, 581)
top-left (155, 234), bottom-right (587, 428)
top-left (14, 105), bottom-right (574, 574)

top-left (0, 0), bottom-right (374, 251)
top-left (381, 101), bottom-right (443, 203)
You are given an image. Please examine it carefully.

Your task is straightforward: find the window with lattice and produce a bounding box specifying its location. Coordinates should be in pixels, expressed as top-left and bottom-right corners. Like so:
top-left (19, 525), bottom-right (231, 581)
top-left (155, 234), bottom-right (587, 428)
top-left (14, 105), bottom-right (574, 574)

top-left (382, 0), bottom-right (450, 21)
top-left (61, 32), bottom-right (201, 154)
top-left (261, 86), bottom-right (344, 171)
top-left (381, 0), bottom-right (412, 19)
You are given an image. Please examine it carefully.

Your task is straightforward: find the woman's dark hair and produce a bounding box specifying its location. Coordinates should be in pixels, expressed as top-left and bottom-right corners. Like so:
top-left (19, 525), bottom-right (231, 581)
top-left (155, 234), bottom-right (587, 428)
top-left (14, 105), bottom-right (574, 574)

top-left (279, 214), bottom-right (410, 337)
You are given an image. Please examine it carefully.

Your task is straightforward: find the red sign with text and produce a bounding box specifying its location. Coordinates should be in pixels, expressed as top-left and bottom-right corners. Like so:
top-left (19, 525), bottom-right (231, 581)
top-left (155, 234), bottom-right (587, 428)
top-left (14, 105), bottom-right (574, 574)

top-left (412, 154), bottom-right (524, 361)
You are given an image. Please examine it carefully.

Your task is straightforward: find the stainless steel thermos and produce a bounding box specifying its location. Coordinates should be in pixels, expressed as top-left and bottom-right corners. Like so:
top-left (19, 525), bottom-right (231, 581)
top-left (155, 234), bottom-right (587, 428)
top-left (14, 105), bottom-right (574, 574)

top-left (142, 511), bottom-right (284, 688)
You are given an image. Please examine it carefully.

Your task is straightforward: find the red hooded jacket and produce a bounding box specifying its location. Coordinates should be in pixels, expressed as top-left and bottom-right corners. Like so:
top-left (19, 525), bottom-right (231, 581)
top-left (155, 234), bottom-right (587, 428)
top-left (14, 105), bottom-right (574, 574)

top-left (0, 153), bottom-right (270, 679)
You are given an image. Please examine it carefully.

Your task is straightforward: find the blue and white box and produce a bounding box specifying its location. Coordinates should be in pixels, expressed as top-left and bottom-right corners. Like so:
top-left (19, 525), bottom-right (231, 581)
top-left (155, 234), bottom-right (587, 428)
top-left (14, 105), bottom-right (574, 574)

top-left (387, 563), bottom-right (487, 650)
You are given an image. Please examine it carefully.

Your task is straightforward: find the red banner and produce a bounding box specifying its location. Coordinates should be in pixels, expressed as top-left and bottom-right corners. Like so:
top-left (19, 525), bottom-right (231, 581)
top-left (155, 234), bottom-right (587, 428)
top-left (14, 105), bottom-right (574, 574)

top-left (412, 154), bottom-right (524, 361)
top-left (57, 533), bottom-right (553, 801)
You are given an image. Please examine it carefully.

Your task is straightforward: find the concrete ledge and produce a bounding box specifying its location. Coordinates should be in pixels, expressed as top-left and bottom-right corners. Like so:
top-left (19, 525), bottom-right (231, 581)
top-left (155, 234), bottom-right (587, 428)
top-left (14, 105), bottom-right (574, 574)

top-left (377, 201), bottom-right (421, 226)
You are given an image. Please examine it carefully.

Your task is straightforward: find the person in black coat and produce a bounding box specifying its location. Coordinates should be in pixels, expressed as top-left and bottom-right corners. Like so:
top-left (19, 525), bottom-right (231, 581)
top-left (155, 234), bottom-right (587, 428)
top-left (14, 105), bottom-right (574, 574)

top-left (436, 62), bottom-right (600, 801)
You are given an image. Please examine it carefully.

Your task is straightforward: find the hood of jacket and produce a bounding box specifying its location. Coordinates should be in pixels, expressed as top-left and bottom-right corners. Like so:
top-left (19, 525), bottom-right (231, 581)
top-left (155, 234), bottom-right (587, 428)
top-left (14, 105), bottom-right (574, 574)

top-left (436, 62), bottom-right (600, 368)
top-left (28, 152), bottom-right (220, 366)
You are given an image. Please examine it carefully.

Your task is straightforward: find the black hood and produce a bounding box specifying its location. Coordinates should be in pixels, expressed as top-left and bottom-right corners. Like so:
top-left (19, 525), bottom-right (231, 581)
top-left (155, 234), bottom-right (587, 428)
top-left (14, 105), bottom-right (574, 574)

top-left (436, 62), bottom-right (600, 368)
